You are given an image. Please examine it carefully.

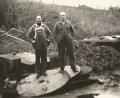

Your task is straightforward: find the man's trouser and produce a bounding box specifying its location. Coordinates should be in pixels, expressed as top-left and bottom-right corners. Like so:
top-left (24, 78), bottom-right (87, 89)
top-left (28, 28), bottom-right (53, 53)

top-left (58, 37), bottom-right (76, 70)
top-left (34, 37), bottom-right (47, 74)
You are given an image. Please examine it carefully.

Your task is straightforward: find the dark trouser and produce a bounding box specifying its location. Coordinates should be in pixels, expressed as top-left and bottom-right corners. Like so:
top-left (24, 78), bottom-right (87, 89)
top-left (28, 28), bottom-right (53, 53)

top-left (34, 37), bottom-right (47, 74)
top-left (58, 37), bottom-right (76, 70)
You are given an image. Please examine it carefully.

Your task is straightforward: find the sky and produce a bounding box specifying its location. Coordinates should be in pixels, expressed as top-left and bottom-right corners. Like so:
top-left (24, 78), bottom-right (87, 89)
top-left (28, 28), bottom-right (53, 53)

top-left (40, 0), bottom-right (120, 10)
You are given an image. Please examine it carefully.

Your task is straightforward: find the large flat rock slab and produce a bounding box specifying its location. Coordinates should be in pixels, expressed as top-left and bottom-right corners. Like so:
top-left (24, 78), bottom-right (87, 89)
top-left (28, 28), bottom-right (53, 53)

top-left (0, 53), bottom-right (20, 60)
top-left (47, 65), bottom-right (81, 78)
top-left (16, 52), bottom-right (35, 65)
top-left (16, 71), bottom-right (70, 96)
top-left (16, 65), bottom-right (80, 97)
top-left (0, 52), bottom-right (49, 66)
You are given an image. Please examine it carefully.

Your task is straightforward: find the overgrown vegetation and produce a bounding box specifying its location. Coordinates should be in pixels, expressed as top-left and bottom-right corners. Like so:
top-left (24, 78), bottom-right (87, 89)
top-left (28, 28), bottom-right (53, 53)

top-left (1, 0), bottom-right (120, 39)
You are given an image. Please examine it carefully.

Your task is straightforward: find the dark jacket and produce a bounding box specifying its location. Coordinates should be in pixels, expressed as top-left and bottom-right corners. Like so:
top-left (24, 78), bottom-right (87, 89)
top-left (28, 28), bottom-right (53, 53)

top-left (27, 23), bottom-right (51, 43)
top-left (53, 21), bottom-right (75, 42)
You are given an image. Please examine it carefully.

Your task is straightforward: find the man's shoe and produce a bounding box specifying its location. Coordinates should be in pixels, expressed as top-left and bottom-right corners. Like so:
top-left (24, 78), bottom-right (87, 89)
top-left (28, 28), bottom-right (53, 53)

top-left (42, 72), bottom-right (47, 76)
top-left (72, 67), bottom-right (79, 72)
top-left (36, 73), bottom-right (41, 78)
top-left (59, 69), bottom-right (64, 73)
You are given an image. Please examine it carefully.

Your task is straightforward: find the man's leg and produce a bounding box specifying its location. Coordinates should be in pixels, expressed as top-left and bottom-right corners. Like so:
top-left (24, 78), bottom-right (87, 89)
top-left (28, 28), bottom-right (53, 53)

top-left (35, 49), bottom-right (41, 77)
top-left (58, 39), bottom-right (65, 72)
top-left (35, 38), bottom-right (44, 78)
top-left (41, 39), bottom-right (47, 76)
top-left (66, 38), bottom-right (77, 72)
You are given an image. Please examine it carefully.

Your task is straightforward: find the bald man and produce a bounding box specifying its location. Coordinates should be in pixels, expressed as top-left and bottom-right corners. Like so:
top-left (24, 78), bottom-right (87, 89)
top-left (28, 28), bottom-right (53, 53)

top-left (27, 15), bottom-right (51, 78)
top-left (53, 12), bottom-right (78, 73)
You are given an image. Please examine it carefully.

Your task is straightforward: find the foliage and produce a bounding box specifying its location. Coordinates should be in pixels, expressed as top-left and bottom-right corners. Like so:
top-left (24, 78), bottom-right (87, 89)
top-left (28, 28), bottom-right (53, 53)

top-left (1, 0), bottom-right (120, 39)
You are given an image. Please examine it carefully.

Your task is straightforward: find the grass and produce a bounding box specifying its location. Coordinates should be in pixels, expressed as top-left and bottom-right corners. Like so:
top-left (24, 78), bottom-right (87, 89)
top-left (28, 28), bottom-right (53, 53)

top-left (1, 0), bottom-right (120, 40)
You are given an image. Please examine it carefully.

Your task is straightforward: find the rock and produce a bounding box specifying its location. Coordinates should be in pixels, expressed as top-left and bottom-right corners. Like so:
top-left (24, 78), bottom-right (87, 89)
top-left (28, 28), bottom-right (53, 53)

top-left (66, 93), bottom-right (69, 95)
top-left (98, 79), bottom-right (105, 84)
top-left (110, 82), bottom-right (118, 87)
top-left (94, 94), bottom-right (120, 98)
top-left (110, 76), bottom-right (119, 81)
top-left (97, 77), bottom-right (110, 84)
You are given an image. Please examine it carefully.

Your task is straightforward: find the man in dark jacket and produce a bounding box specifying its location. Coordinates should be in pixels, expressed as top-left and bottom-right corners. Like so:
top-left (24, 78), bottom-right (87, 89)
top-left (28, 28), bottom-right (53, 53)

top-left (27, 15), bottom-right (51, 78)
top-left (53, 12), bottom-right (78, 73)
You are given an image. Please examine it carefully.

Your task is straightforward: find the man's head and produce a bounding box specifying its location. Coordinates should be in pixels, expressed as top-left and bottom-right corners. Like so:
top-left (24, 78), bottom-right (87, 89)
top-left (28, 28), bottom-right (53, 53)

top-left (35, 15), bottom-right (42, 25)
top-left (60, 11), bottom-right (66, 21)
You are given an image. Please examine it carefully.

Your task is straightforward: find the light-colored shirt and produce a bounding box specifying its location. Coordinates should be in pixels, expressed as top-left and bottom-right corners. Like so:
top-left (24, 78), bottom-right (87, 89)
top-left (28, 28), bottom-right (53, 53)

top-left (27, 23), bottom-right (52, 43)
top-left (34, 24), bottom-right (46, 39)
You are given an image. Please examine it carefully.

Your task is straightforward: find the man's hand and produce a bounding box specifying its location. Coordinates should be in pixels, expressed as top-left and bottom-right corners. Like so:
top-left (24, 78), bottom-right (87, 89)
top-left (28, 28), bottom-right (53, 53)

top-left (32, 40), bottom-right (35, 44)
top-left (31, 40), bottom-right (35, 48)
top-left (47, 39), bottom-right (50, 46)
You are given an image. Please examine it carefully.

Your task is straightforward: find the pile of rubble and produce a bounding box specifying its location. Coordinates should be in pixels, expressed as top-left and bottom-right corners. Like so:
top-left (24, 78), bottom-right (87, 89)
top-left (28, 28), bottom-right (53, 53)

top-left (74, 41), bottom-right (120, 74)
top-left (47, 40), bottom-right (120, 74)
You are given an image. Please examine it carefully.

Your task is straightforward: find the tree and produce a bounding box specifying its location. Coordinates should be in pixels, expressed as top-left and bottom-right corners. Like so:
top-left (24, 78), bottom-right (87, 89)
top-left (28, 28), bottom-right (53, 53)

top-left (0, 0), bottom-right (18, 28)
top-left (0, 0), bottom-right (9, 27)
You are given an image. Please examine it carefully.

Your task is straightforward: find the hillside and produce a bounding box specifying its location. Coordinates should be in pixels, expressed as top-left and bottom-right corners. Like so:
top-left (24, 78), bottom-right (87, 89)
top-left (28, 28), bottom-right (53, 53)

top-left (1, 0), bottom-right (120, 39)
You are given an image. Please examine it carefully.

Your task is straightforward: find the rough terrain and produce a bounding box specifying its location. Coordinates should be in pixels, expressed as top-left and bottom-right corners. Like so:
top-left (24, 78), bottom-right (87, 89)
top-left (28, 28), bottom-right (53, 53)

top-left (1, 30), bottom-right (120, 98)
